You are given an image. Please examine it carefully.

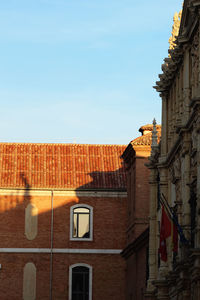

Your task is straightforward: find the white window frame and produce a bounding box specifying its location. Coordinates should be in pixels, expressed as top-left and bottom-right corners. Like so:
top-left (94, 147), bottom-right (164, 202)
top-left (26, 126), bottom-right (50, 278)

top-left (70, 204), bottom-right (93, 241)
top-left (69, 263), bottom-right (92, 300)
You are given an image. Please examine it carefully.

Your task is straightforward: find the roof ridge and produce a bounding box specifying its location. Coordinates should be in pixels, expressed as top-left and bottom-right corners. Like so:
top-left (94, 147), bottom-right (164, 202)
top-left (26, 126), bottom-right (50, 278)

top-left (131, 132), bottom-right (152, 142)
top-left (0, 142), bottom-right (127, 147)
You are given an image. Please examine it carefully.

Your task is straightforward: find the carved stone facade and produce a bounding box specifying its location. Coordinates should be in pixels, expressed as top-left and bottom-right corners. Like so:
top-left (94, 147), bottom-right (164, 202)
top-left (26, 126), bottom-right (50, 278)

top-left (145, 1), bottom-right (200, 299)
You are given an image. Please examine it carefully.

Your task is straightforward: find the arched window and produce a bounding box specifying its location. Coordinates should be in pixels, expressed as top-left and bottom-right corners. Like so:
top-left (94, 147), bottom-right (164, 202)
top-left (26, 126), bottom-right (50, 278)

top-left (70, 204), bottom-right (93, 241)
top-left (69, 264), bottom-right (92, 300)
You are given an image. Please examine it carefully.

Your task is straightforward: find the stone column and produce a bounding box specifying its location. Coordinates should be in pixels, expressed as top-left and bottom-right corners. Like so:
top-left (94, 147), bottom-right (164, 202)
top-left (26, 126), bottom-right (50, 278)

top-left (181, 138), bottom-right (191, 242)
top-left (182, 49), bottom-right (190, 124)
top-left (157, 167), bottom-right (170, 281)
top-left (146, 167), bottom-right (158, 294)
top-left (190, 250), bottom-right (200, 300)
top-left (160, 94), bottom-right (168, 157)
top-left (154, 280), bottom-right (169, 300)
top-left (195, 112), bottom-right (200, 247)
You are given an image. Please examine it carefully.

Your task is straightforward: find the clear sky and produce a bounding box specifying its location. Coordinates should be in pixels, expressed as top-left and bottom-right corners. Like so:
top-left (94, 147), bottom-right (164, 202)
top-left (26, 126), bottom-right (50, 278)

top-left (0, 0), bottom-right (182, 145)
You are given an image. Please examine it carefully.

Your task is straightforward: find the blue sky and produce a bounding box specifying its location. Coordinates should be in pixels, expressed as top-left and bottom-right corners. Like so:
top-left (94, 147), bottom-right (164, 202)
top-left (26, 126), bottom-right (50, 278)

top-left (0, 0), bottom-right (182, 144)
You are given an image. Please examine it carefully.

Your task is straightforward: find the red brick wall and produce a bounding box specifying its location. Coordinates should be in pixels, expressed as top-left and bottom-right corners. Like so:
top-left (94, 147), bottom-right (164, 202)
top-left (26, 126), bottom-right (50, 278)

top-left (135, 158), bottom-right (150, 220)
top-left (126, 156), bottom-right (150, 244)
top-left (0, 252), bottom-right (126, 300)
top-left (123, 152), bottom-right (150, 300)
top-left (126, 244), bottom-right (148, 300)
top-left (0, 192), bottom-right (127, 299)
top-left (0, 253), bottom-right (50, 300)
top-left (53, 254), bottom-right (126, 300)
top-left (0, 194), bottom-right (127, 249)
top-left (53, 196), bottom-right (127, 249)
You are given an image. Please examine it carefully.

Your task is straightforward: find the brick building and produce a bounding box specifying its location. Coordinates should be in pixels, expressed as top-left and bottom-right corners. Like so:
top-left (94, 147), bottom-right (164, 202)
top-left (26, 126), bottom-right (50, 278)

top-left (121, 124), bottom-right (161, 300)
top-left (0, 143), bottom-right (127, 299)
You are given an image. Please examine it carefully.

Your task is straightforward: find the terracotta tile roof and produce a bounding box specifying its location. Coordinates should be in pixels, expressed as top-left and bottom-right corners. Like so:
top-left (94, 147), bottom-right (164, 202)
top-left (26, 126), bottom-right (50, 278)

top-left (131, 125), bottom-right (161, 146)
top-left (0, 143), bottom-right (127, 190)
top-left (131, 133), bottom-right (152, 146)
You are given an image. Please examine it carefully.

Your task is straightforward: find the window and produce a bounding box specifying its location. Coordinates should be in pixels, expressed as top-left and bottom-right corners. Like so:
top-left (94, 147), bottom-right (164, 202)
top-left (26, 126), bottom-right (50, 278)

top-left (69, 264), bottom-right (92, 300)
top-left (70, 204), bottom-right (93, 241)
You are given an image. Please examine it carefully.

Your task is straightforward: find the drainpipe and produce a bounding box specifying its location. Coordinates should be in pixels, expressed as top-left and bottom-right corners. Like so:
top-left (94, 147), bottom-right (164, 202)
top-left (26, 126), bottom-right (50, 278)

top-left (50, 190), bottom-right (54, 300)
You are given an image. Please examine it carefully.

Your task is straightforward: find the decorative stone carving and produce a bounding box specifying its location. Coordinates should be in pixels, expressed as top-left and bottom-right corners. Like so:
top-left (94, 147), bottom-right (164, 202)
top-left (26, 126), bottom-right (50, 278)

top-left (191, 154), bottom-right (197, 179)
top-left (175, 180), bottom-right (181, 204)
top-left (174, 158), bottom-right (181, 178)
top-left (191, 29), bottom-right (199, 89)
top-left (169, 166), bottom-right (175, 184)
top-left (151, 118), bottom-right (158, 156)
top-left (169, 11), bottom-right (182, 51)
top-left (169, 158), bottom-right (181, 184)
top-left (182, 88), bottom-right (190, 117)
top-left (192, 125), bottom-right (198, 150)
top-left (196, 116), bottom-right (200, 133)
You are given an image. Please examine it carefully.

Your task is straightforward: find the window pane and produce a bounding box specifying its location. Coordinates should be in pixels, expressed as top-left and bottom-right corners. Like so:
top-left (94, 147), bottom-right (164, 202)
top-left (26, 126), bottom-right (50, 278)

top-left (78, 214), bottom-right (89, 238)
top-left (72, 267), bottom-right (89, 300)
top-left (72, 295), bottom-right (84, 300)
top-left (72, 206), bottom-right (91, 239)
top-left (73, 266), bottom-right (89, 273)
top-left (72, 273), bottom-right (84, 292)
top-left (74, 207), bottom-right (89, 213)
top-left (73, 214), bottom-right (78, 238)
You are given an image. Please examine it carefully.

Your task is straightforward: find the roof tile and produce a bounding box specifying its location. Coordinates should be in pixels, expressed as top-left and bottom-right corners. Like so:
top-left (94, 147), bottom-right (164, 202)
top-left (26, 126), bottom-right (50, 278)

top-left (0, 143), bottom-right (126, 190)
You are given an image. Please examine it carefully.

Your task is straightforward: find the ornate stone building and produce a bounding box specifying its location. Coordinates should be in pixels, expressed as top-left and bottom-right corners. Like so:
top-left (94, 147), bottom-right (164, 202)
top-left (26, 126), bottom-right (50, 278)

top-left (145, 0), bottom-right (200, 299)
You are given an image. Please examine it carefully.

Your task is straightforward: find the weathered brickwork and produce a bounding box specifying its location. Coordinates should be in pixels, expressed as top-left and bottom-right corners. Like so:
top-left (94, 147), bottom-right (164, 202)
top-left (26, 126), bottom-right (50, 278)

top-left (0, 253), bottom-right (126, 300)
top-left (0, 143), bottom-right (127, 300)
top-left (52, 254), bottom-right (126, 300)
top-left (122, 125), bottom-right (161, 300)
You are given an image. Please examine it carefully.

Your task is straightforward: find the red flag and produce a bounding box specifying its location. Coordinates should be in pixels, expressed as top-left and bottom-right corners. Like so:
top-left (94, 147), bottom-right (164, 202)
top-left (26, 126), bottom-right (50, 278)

top-left (159, 205), bottom-right (171, 262)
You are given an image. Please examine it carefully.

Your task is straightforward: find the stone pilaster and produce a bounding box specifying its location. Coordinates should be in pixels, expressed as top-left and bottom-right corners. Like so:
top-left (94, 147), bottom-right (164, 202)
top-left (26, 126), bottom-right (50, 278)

top-left (181, 134), bottom-right (191, 243)
top-left (161, 94), bottom-right (168, 156)
top-left (190, 250), bottom-right (200, 299)
top-left (182, 49), bottom-right (190, 124)
top-left (158, 167), bottom-right (170, 278)
top-left (154, 280), bottom-right (169, 300)
top-left (146, 167), bottom-right (158, 294)
top-left (195, 112), bottom-right (200, 248)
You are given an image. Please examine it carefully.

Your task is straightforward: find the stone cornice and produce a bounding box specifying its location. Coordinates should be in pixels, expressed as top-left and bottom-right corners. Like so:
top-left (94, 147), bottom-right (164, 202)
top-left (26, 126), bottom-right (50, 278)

top-left (154, 0), bottom-right (200, 95)
top-left (154, 45), bottom-right (184, 94)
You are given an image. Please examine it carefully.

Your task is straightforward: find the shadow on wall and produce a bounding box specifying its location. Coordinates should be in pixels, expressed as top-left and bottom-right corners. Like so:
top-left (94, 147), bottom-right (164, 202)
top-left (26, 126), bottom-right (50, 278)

top-left (0, 166), bottom-right (127, 300)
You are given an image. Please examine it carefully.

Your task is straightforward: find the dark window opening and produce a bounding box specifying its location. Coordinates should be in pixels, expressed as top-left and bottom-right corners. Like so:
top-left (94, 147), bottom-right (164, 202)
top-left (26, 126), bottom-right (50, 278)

top-left (72, 266), bottom-right (89, 300)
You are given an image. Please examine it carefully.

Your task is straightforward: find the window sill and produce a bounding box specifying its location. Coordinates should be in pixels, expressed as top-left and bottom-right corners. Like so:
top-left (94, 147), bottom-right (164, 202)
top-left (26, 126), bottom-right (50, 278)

top-left (70, 237), bottom-right (93, 242)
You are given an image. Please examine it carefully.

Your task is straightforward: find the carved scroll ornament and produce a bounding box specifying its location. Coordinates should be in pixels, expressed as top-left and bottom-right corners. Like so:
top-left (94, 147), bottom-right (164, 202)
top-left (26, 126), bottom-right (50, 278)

top-left (169, 11), bottom-right (182, 51)
top-left (191, 29), bottom-right (199, 89)
top-left (169, 158), bottom-right (181, 183)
